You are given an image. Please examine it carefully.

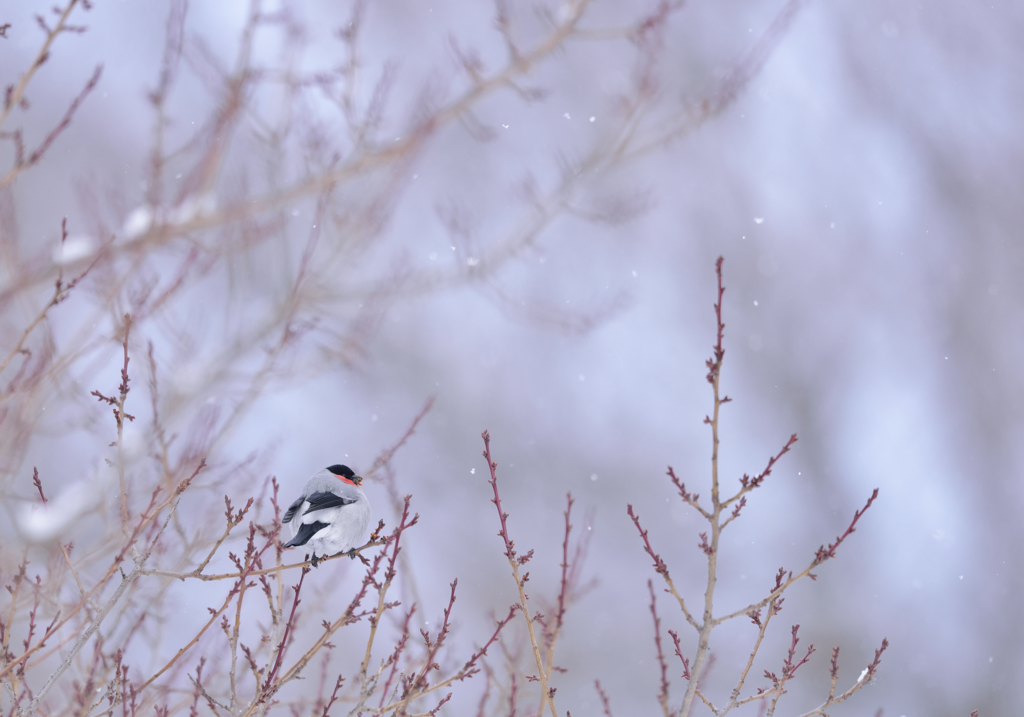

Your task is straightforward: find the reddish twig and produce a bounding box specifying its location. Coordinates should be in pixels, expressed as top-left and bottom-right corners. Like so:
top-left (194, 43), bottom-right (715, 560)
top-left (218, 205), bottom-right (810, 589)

top-left (261, 566), bottom-right (310, 694)
top-left (319, 675), bottom-right (345, 717)
top-left (594, 679), bottom-right (615, 717)
top-left (25, 65), bottom-right (104, 169)
top-left (723, 434), bottom-right (799, 527)
top-left (554, 494), bottom-right (574, 632)
top-left (666, 466), bottom-right (708, 518)
top-left (707, 255), bottom-right (727, 385)
top-left (794, 638), bottom-right (889, 717)
top-left (90, 314), bottom-right (135, 526)
top-left (811, 488), bottom-right (879, 569)
top-left (1, 1), bottom-right (100, 190)
top-left (483, 431), bottom-right (519, 563)
top-left (357, 496), bottom-right (417, 679)
top-left (781, 625), bottom-right (815, 680)
top-left (481, 430), bottom-right (557, 717)
top-left (367, 395), bottom-right (435, 477)
top-left (667, 630), bottom-right (692, 681)
top-left (648, 580), bottom-right (670, 716)
top-left (626, 506), bottom-right (669, 578)
top-left (31, 467), bottom-right (46, 504)
top-left (459, 605), bottom-right (517, 680)
top-left (508, 673), bottom-right (518, 717)
top-left (377, 606), bottom-right (415, 708)
top-left (410, 579), bottom-right (458, 693)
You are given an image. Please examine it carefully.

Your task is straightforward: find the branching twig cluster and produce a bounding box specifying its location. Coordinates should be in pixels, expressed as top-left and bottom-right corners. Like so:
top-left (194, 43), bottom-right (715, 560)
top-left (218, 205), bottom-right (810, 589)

top-left (479, 431), bottom-right (592, 717)
top-left (627, 258), bottom-right (887, 717)
top-left (3, 382), bottom-right (509, 716)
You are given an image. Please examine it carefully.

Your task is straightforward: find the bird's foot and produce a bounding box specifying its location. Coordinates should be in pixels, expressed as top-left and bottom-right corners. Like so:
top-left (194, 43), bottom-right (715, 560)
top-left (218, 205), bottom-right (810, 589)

top-left (347, 548), bottom-right (357, 560)
top-left (310, 553), bottom-right (321, 568)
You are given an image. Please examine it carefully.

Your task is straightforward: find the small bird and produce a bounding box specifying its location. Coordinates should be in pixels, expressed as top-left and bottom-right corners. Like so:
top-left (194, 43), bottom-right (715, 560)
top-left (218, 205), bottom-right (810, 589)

top-left (282, 464), bottom-right (371, 566)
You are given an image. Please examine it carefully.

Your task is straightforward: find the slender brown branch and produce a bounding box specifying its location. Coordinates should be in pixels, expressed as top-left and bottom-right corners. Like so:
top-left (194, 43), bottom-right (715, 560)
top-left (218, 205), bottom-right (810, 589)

top-left (0, 0), bottom-right (83, 129)
top-left (138, 537), bottom-right (387, 582)
top-left (623, 0), bottom-right (810, 160)
top-left (649, 580), bottom-right (671, 717)
top-left (627, 258), bottom-right (885, 717)
top-left (359, 497), bottom-right (414, 684)
top-left (794, 638), bottom-right (888, 717)
top-left (594, 680), bottom-right (615, 717)
top-left (627, 505), bottom-right (699, 630)
top-left (366, 396), bottom-right (435, 477)
top-left (0, 463), bottom-right (203, 688)
top-left (481, 430), bottom-right (557, 717)
top-left (1, 58), bottom-right (103, 188)
top-left (19, 464), bottom-right (200, 717)
top-left (538, 493), bottom-right (577, 693)
top-left (713, 489), bottom-right (881, 626)
top-left (261, 566), bottom-right (310, 693)
top-left (722, 433), bottom-right (799, 512)
top-left (0, 219), bottom-right (100, 381)
top-left (721, 598), bottom-right (777, 712)
top-left (374, 603), bottom-right (516, 716)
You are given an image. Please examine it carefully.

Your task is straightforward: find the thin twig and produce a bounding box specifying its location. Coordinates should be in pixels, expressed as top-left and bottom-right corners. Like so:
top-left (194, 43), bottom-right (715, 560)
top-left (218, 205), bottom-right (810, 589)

top-left (481, 430), bottom-right (557, 717)
top-left (20, 462), bottom-right (202, 717)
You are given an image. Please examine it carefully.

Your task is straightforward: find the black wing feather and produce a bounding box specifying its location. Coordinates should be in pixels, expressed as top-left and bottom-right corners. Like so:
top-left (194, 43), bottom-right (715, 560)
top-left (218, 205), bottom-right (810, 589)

top-left (284, 521), bottom-right (328, 548)
top-left (303, 491), bottom-right (356, 512)
top-left (282, 495), bottom-right (305, 524)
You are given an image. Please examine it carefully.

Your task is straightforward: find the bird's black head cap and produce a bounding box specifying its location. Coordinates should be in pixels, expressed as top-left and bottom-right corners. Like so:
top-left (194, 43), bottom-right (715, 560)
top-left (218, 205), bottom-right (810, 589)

top-left (327, 464), bottom-right (362, 484)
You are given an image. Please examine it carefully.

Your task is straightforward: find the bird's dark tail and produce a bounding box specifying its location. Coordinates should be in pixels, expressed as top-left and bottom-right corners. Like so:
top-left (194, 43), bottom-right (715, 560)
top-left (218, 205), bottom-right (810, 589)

top-left (283, 521), bottom-right (327, 548)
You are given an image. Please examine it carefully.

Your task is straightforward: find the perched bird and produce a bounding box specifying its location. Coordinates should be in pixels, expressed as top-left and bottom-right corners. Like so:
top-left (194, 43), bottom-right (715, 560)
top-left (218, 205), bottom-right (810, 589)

top-left (282, 464), bottom-right (371, 566)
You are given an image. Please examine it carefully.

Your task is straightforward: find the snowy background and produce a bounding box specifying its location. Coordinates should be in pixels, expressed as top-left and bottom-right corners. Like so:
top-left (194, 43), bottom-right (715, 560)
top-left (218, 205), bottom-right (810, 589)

top-left (1, 0), bottom-right (1021, 715)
